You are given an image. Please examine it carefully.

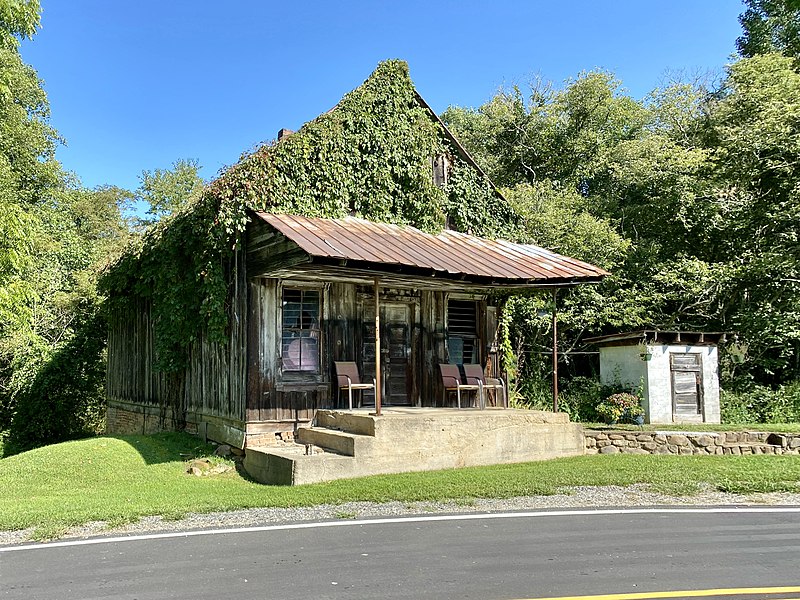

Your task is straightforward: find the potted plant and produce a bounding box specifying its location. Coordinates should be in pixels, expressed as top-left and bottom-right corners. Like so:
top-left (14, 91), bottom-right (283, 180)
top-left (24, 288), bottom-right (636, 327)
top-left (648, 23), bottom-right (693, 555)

top-left (596, 392), bottom-right (643, 425)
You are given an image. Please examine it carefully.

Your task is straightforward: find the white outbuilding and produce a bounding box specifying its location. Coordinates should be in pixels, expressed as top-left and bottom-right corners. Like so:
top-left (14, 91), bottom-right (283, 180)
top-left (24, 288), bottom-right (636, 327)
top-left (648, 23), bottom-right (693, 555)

top-left (585, 331), bottom-right (726, 425)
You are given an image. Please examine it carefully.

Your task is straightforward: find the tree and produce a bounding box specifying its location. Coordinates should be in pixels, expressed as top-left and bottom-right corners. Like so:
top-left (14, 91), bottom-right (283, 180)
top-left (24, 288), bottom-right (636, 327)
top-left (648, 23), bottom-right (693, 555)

top-left (0, 0), bottom-right (39, 50)
top-left (737, 0), bottom-right (800, 59)
top-left (703, 53), bottom-right (800, 382)
top-left (443, 60), bottom-right (800, 390)
top-left (138, 158), bottom-right (204, 222)
top-left (2, 184), bottom-right (134, 450)
top-left (0, 1), bottom-right (135, 451)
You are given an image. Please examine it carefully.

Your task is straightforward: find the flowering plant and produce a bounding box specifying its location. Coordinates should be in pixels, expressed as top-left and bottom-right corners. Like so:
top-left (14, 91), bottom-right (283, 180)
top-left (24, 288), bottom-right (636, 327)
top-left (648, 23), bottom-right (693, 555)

top-left (596, 392), bottom-right (643, 424)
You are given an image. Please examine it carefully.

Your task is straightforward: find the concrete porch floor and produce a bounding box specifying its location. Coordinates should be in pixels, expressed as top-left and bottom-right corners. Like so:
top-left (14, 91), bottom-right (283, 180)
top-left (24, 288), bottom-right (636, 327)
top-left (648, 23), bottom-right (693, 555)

top-left (243, 407), bottom-right (585, 485)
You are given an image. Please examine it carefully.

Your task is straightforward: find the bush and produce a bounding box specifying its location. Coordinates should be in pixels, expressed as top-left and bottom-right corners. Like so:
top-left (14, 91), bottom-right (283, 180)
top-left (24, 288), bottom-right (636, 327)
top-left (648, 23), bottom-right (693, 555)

top-left (558, 377), bottom-right (608, 422)
top-left (721, 381), bottom-right (800, 424)
top-left (5, 308), bottom-right (107, 455)
top-left (514, 375), bottom-right (632, 423)
top-left (596, 392), bottom-right (643, 424)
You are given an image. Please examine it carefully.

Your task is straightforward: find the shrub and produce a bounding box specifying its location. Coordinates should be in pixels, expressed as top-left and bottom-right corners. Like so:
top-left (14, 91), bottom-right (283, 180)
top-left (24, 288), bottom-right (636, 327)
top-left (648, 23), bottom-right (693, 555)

top-left (514, 375), bottom-right (628, 423)
top-left (596, 392), bottom-right (643, 424)
top-left (5, 307), bottom-right (107, 455)
top-left (720, 381), bottom-right (800, 424)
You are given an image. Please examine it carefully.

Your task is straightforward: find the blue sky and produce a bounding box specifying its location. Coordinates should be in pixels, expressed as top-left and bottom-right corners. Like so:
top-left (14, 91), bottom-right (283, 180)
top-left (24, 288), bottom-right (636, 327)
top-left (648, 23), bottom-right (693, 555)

top-left (22, 1), bottom-right (744, 193)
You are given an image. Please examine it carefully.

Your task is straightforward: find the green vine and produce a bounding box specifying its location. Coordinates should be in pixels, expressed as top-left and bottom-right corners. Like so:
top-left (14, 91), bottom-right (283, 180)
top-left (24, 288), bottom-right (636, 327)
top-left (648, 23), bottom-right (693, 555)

top-left (100, 60), bottom-right (518, 372)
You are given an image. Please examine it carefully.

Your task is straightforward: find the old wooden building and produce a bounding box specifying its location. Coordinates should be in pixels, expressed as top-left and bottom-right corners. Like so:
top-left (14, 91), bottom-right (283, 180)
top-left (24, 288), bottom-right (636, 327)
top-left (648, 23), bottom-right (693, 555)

top-left (105, 62), bottom-right (607, 449)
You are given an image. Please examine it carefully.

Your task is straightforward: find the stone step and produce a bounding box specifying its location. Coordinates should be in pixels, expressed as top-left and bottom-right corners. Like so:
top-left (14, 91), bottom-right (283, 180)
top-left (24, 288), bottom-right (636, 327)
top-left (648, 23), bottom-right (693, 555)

top-left (296, 427), bottom-right (370, 456)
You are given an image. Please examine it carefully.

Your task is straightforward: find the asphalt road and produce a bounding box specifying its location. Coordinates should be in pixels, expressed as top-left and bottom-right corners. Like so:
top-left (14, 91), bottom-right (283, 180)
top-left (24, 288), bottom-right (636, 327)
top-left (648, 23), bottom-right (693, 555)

top-left (3, 508), bottom-right (800, 600)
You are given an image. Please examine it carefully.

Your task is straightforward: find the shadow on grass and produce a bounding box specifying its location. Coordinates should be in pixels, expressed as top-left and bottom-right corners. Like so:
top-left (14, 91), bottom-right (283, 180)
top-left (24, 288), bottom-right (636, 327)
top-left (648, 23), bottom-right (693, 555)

top-left (114, 431), bottom-right (217, 465)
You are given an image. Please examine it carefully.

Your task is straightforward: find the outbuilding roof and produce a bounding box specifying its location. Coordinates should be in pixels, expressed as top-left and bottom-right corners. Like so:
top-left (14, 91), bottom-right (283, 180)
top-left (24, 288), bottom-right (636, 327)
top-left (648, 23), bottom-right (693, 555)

top-left (254, 212), bottom-right (608, 287)
top-left (585, 330), bottom-right (728, 346)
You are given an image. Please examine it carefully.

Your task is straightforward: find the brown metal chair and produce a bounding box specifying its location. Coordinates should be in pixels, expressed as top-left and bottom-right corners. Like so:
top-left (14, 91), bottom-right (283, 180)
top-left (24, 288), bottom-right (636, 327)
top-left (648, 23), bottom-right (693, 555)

top-left (463, 364), bottom-right (507, 408)
top-left (438, 363), bottom-right (481, 409)
top-left (334, 362), bottom-right (376, 410)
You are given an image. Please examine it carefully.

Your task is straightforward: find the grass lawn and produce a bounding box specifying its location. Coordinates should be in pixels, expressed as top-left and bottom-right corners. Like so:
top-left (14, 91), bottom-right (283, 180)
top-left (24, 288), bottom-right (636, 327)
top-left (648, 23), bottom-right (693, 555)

top-left (584, 423), bottom-right (800, 432)
top-left (2, 431), bottom-right (800, 539)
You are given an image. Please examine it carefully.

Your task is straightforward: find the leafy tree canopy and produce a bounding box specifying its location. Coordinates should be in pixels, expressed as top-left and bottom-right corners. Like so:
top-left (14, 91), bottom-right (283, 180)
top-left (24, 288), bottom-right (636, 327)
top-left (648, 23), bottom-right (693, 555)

top-left (445, 55), bottom-right (800, 387)
top-left (138, 158), bottom-right (204, 222)
top-left (737, 0), bottom-right (800, 59)
top-left (0, 0), bottom-right (39, 50)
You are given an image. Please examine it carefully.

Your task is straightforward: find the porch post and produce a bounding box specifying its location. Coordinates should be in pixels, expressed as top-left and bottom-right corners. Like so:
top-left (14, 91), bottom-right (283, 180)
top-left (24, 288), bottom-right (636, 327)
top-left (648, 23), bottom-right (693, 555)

top-left (373, 278), bottom-right (382, 416)
top-left (552, 288), bottom-right (559, 413)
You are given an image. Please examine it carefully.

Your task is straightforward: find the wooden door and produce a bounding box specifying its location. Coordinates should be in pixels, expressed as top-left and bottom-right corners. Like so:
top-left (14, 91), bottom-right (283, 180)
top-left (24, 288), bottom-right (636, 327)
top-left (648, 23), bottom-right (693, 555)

top-left (383, 303), bottom-right (411, 405)
top-left (671, 353), bottom-right (703, 416)
top-left (361, 301), bottom-right (412, 406)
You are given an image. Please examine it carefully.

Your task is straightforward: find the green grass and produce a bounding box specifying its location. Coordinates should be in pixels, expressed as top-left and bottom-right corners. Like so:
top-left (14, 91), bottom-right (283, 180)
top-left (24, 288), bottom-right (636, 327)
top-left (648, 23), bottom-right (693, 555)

top-left (584, 422), bottom-right (800, 433)
top-left (2, 431), bottom-right (800, 539)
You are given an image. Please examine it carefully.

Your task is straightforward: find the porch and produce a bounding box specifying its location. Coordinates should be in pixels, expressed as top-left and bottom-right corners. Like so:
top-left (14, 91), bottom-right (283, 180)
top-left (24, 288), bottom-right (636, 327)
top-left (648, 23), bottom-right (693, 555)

top-left (243, 407), bottom-right (585, 485)
top-left (243, 212), bottom-right (609, 439)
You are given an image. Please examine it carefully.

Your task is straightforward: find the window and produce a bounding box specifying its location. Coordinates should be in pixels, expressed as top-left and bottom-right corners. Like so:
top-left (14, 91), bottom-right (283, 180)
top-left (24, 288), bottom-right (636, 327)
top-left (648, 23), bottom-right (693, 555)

top-left (447, 299), bottom-right (478, 364)
top-left (432, 154), bottom-right (450, 188)
top-left (281, 288), bottom-right (320, 372)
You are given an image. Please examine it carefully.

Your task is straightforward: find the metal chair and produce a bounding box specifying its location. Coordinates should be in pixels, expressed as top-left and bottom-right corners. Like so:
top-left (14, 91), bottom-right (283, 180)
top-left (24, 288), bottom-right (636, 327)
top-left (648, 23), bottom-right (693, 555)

top-left (463, 364), bottom-right (507, 408)
top-left (438, 363), bottom-right (481, 409)
top-left (334, 362), bottom-right (376, 410)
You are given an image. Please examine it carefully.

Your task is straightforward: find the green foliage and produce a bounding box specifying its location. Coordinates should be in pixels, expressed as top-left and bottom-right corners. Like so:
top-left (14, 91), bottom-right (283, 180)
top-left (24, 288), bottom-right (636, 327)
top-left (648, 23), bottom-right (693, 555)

top-left (102, 60), bottom-right (511, 372)
top-left (737, 0), bottom-right (800, 59)
top-left (515, 376), bottom-right (607, 423)
top-left (0, 186), bottom-right (132, 442)
top-left (445, 55), bottom-right (800, 392)
top-left (138, 158), bottom-right (204, 222)
top-left (705, 54), bottom-right (800, 382)
top-left (4, 302), bottom-right (107, 454)
top-left (505, 182), bottom-right (629, 270)
top-left (596, 392), bottom-right (643, 424)
top-left (721, 382), bottom-right (800, 424)
top-left (0, 0), bottom-right (39, 50)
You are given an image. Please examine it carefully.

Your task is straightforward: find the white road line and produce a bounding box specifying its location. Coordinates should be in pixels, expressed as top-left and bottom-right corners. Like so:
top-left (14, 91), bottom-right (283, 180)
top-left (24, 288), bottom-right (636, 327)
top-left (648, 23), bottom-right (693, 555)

top-left (3, 506), bottom-right (800, 553)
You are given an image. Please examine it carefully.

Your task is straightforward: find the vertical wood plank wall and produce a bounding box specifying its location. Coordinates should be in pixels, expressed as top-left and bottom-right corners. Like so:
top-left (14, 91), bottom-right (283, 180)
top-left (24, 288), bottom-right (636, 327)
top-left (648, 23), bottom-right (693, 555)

top-left (108, 260), bottom-right (502, 436)
top-left (106, 250), bottom-right (247, 430)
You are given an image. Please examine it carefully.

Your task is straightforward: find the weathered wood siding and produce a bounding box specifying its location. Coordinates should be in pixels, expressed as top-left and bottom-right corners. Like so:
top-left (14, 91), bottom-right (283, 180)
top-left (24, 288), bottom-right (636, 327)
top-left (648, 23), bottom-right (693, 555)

top-left (420, 290), bottom-right (448, 406)
top-left (246, 278), bottom-right (336, 423)
top-left (106, 249), bottom-right (248, 433)
top-left (107, 298), bottom-right (167, 408)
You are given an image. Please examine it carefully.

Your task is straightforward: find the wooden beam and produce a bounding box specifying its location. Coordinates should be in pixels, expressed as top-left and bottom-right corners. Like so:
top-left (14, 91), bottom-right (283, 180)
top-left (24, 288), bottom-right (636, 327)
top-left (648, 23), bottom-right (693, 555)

top-left (552, 288), bottom-right (559, 413)
top-left (373, 278), bottom-right (382, 416)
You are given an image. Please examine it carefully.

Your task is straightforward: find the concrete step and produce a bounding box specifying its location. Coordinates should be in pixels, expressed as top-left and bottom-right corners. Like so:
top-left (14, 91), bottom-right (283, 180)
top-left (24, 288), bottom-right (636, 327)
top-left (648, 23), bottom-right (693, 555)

top-left (243, 445), bottom-right (359, 485)
top-left (314, 410), bottom-right (377, 436)
top-left (245, 408), bottom-right (584, 485)
top-left (296, 427), bottom-right (369, 456)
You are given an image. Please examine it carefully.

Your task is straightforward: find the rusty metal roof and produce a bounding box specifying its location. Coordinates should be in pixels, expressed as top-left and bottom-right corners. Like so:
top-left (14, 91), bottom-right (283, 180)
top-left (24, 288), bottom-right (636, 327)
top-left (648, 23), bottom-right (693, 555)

top-left (254, 212), bottom-right (609, 285)
top-left (585, 330), bottom-right (728, 346)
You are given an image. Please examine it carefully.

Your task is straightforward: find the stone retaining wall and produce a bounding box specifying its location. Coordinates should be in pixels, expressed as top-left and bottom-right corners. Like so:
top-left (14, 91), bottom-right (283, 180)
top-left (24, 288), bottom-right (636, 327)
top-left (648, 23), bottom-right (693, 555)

top-left (585, 430), bottom-right (800, 455)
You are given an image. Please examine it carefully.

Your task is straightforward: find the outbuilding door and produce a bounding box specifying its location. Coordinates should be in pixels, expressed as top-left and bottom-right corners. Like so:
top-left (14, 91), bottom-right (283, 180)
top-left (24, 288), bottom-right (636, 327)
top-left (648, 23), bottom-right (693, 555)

top-left (670, 353), bottom-right (703, 416)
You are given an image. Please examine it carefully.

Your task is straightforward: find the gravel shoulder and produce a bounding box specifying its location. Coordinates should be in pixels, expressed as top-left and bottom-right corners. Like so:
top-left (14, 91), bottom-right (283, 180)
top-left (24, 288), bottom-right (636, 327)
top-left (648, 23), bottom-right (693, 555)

top-left (4, 483), bottom-right (800, 546)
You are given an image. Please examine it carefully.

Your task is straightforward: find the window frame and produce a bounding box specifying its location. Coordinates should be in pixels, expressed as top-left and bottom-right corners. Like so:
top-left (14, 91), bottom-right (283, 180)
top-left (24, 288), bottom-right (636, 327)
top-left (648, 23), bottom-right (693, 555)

top-left (446, 297), bottom-right (480, 365)
top-left (280, 285), bottom-right (323, 375)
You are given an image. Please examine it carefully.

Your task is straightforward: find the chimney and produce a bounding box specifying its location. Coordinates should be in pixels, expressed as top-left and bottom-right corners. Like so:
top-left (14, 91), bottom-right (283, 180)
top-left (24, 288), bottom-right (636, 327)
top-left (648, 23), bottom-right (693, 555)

top-left (277, 128), bottom-right (294, 141)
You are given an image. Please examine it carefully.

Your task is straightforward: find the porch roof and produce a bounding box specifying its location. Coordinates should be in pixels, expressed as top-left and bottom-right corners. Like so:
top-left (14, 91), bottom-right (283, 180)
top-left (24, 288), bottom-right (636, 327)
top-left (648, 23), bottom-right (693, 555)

top-left (253, 213), bottom-right (608, 288)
